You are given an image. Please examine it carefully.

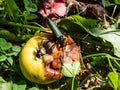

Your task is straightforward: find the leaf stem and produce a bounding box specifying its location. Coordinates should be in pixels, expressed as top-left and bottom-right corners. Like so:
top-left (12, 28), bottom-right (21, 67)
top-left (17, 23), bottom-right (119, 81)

top-left (0, 20), bottom-right (47, 31)
top-left (71, 77), bottom-right (75, 90)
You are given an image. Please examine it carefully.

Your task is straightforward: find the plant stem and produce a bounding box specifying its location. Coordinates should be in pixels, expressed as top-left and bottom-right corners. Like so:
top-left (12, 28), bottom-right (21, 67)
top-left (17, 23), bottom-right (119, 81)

top-left (71, 77), bottom-right (75, 90)
top-left (113, 59), bottom-right (120, 68)
top-left (83, 53), bottom-right (112, 59)
top-left (111, 5), bottom-right (117, 17)
top-left (79, 74), bottom-right (92, 87)
top-left (107, 57), bottom-right (116, 72)
top-left (87, 85), bottom-right (101, 90)
top-left (83, 53), bottom-right (120, 61)
top-left (0, 20), bottom-right (48, 31)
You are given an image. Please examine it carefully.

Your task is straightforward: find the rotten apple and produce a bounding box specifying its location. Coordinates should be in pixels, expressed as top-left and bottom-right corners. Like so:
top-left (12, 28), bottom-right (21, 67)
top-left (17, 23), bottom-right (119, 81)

top-left (19, 30), bottom-right (81, 84)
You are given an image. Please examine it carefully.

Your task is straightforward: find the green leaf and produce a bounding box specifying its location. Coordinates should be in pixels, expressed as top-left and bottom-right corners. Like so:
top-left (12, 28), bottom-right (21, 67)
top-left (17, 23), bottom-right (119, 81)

top-left (108, 72), bottom-right (118, 90)
top-left (89, 19), bottom-right (120, 57)
top-left (0, 81), bottom-right (12, 90)
top-left (118, 75), bottom-right (120, 89)
top-left (8, 46), bottom-right (21, 56)
top-left (91, 56), bottom-right (106, 66)
top-left (72, 61), bottom-right (80, 76)
top-left (113, 0), bottom-right (120, 4)
top-left (27, 14), bottom-right (38, 20)
top-left (23, 0), bottom-right (37, 13)
top-left (6, 52), bottom-right (18, 56)
top-left (99, 33), bottom-right (120, 57)
top-left (0, 54), bottom-right (7, 62)
top-left (62, 61), bottom-right (81, 77)
top-left (5, 0), bottom-right (20, 21)
top-left (0, 76), bottom-right (6, 84)
top-left (0, 29), bottom-right (16, 41)
top-left (7, 57), bottom-right (13, 66)
top-left (59, 15), bottom-right (97, 35)
top-left (13, 80), bottom-right (26, 90)
top-left (12, 45), bottom-right (21, 52)
top-left (2, 42), bottom-right (12, 51)
top-left (0, 38), bottom-right (7, 47)
top-left (62, 62), bottom-right (74, 77)
top-left (0, 38), bottom-right (12, 50)
top-left (59, 15), bottom-right (120, 57)
top-left (27, 87), bottom-right (39, 90)
top-left (102, 0), bottom-right (115, 7)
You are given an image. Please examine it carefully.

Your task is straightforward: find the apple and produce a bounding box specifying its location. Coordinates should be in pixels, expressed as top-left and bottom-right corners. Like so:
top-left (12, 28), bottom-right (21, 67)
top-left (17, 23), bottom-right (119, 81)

top-left (19, 30), bottom-right (81, 84)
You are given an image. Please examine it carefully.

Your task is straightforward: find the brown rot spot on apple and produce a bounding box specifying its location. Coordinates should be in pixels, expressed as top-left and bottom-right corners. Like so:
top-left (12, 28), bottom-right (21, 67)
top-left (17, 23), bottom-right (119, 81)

top-left (45, 57), bottom-right (62, 80)
top-left (36, 34), bottom-right (84, 80)
top-left (36, 47), bottom-right (46, 58)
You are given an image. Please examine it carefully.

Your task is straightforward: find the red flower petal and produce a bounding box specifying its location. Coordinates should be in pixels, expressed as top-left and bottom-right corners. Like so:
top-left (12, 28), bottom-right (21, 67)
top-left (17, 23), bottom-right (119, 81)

top-left (38, 0), bottom-right (66, 18)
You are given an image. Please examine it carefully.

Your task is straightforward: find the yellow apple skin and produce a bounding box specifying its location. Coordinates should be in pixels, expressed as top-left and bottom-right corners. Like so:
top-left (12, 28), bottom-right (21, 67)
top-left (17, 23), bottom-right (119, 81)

top-left (19, 31), bottom-right (61, 84)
